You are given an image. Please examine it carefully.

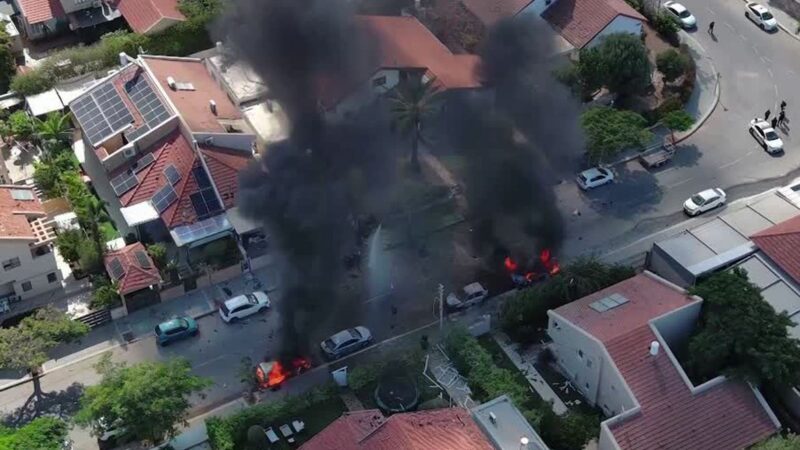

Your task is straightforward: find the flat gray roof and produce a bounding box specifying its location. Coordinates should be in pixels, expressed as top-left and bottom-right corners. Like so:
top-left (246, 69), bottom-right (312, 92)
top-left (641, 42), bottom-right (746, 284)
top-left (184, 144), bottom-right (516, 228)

top-left (735, 254), bottom-right (800, 322)
top-left (472, 395), bottom-right (549, 450)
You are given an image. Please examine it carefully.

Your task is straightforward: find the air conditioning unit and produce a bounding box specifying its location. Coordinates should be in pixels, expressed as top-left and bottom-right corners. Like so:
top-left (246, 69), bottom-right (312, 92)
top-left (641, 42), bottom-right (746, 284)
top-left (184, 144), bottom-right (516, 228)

top-left (123, 147), bottom-right (136, 158)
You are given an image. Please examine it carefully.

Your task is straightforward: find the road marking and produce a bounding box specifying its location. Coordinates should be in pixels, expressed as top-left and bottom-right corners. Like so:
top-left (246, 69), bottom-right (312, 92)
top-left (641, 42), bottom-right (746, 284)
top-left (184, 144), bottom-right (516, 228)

top-left (775, 84), bottom-right (779, 97)
top-left (760, 56), bottom-right (767, 63)
top-left (763, 56), bottom-right (773, 63)
top-left (705, 6), bottom-right (715, 14)
top-left (194, 354), bottom-right (228, 369)
top-left (724, 22), bottom-right (734, 30)
top-left (720, 156), bottom-right (746, 169)
top-left (739, 34), bottom-right (748, 41)
top-left (666, 178), bottom-right (694, 189)
top-left (767, 68), bottom-right (774, 78)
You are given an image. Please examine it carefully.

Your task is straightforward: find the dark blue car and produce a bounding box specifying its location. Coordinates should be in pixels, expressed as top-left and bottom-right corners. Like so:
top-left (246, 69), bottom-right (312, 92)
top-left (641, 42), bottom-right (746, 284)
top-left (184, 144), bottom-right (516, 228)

top-left (155, 316), bottom-right (198, 346)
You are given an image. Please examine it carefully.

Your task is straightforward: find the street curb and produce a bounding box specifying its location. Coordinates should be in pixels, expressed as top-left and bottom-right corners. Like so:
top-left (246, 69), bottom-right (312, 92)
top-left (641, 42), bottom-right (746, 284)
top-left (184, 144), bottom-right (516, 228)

top-left (778, 21), bottom-right (800, 41)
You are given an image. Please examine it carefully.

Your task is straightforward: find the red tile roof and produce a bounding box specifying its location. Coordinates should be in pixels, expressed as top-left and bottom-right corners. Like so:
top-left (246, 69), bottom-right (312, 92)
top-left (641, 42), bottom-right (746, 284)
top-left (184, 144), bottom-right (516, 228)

top-left (359, 16), bottom-right (481, 90)
top-left (17, 0), bottom-right (65, 24)
top-left (542, 0), bottom-right (646, 48)
top-left (554, 273), bottom-right (779, 450)
top-left (459, 0), bottom-right (533, 26)
top-left (751, 215), bottom-right (800, 284)
top-left (0, 186), bottom-right (45, 239)
top-left (104, 242), bottom-right (162, 295)
top-left (117, 0), bottom-right (185, 34)
top-left (198, 145), bottom-right (252, 210)
top-left (141, 56), bottom-right (242, 133)
top-left (113, 128), bottom-right (201, 229)
top-left (300, 408), bottom-right (493, 450)
top-left (607, 326), bottom-right (778, 450)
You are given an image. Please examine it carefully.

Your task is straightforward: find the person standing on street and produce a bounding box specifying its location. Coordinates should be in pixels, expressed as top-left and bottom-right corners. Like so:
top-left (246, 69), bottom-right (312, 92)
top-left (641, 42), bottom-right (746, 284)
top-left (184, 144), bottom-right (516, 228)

top-left (779, 110), bottom-right (786, 126)
top-left (781, 100), bottom-right (787, 111)
top-left (765, 109), bottom-right (771, 120)
top-left (772, 117), bottom-right (779, 129)
top-left (708, 21), bottom-right (715, 35)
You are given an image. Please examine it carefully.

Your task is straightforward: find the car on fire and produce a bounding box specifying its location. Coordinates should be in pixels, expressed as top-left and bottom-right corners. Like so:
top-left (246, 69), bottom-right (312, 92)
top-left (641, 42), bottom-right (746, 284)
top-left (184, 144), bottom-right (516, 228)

top-left (320, 326), bottom-right (373, 360)
top-left (255, 357), bottom-right (312, 390)
top-left (219, 291), bottom-right (270, 323)
top-left (446, 282), bottom-right (489, 311)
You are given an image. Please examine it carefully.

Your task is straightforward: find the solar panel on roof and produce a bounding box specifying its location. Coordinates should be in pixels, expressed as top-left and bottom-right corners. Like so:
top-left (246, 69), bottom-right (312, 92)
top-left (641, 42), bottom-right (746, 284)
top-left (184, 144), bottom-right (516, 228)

top-left (172, 215), bottom-right (232, 246)
top-left (133, 153), bottom-right (156, 172)
top-left (108, 257), bottom-right (125, 280)
top-left (72, 82), bottom-right (135, 146)
top-left (190, 188), bottom-right (223, 220)
top-left (125, 124), bottom-right (150, 143)
top-left (10, 189), bottom-right (34, 200)
top-left (192, 167), bottom-right (211, 189)
top-left (125, 75), bottom-right (170, 128)
top-left (164, 165), bottom-right (181, 186)
top-left (71, 95), bottom-right (112, 145)
top-left (135, 251), bottom-right (152, 269)
top-left (92, 83), bottom-right (134, 132)
top-left (111, 171), bottom-right (139, 196)
top-left (152, 184), bottom-right (178, 213)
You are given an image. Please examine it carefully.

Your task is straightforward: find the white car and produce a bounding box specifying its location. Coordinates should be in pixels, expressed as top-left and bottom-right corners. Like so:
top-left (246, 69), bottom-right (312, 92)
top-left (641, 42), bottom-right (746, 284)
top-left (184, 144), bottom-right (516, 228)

top-left (749, 119), bottom-right (783, 153)
top-left (320, 326), bottom-right (372, 359)
top-left (446, 282), bottom-right (489, 311)
top-left (577, 167), bottom-right (614, 190)
top-left (219, 291), bottom-right (270, 323)
top-left (664, 1), bottom-right (696, 28)
top-left (683, 188), bottom-right (726, 216)
top-left (745, 2), bottom-right (777, 31)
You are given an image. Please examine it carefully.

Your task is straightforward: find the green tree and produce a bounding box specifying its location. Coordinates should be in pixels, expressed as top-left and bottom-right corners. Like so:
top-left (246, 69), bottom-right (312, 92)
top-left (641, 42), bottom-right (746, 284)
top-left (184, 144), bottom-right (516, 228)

top-left (661, 109), bottom-right (694, 144)
top-left (688, 269), bottom-right (800, 386)
top-left (539, 409), bottom-right (601, 450)
top-left (0, 307), bottom-right (89, 409)
top-left (752, 434), bottom-right (800, 450)
top-left (595, 33), bottom-right (652, 98)
top-left (8, 111), bottom-right (34, 141)
top-left (55, 229), bottom-right (87, 264)
top-left (34, 151), bottom-right (78, 198)
top-left (90, 276), bottom-right (121, 310)
top-left (0, 417), bottom-right (69, 450)
top-left (389, 77), bottom-right (442, 172)
top-left (656, 49), bottom-right (691, 83)
top-left (76, 196), bottom-right (110, 257)
top-left (581, 106), bottom-right (652, 163)
top-left (75, 356), bottom-right (211, 444)
top-left (652, 11), bottom-right (680, 38)
top-left (179, 0), bottom-right (223, 23)
top-left (576, 46), bottom-right (606, 95)
top-left (0, 27), bottom-right (16, 94)
top-left (78, 239), bottom-right (103, 274)
top-left (147, 242), bottom-right (168, 271)
top-left (34, 111), bottom-right (73, 153)
top-left (10, 70), bottom-right (56, 96)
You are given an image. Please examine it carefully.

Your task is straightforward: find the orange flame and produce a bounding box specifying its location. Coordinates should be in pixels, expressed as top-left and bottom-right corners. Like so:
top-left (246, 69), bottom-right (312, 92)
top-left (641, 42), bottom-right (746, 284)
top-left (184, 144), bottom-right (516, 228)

top-left (267, 361), bottom-right (288, 387)
top-left (504, 257), bottom-right (518, 272)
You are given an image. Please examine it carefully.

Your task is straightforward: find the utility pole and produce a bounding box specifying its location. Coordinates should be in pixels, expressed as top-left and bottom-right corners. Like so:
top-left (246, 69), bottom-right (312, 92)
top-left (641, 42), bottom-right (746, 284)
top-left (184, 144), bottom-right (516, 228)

top-left (437, 283), bottom-right (444, 330)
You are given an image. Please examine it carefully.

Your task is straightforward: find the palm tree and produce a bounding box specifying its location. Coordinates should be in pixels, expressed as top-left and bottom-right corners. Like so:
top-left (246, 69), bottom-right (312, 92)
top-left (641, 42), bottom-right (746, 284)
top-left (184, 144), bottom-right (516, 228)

top-left (34, 111), bottom-right (73, 159)
top-left (389, 77), bottom-right (442, 172)
top-left (77, 196), bottom-right (110, 257)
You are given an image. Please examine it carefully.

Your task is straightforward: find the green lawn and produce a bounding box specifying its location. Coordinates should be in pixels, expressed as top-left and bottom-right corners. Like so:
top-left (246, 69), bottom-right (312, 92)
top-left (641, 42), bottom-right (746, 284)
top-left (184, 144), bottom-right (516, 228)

top-left (99, 221), bottom-right (119, 242)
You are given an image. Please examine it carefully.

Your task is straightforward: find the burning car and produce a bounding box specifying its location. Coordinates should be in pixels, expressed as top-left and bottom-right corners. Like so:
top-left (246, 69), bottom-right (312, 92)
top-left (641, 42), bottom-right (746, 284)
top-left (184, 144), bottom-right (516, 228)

top-left (505, 249), bottom-right (561, 288)
top-left (446, 282), bottom-right (489, 311)
top-left (255, 357), bottom-right (312, 390)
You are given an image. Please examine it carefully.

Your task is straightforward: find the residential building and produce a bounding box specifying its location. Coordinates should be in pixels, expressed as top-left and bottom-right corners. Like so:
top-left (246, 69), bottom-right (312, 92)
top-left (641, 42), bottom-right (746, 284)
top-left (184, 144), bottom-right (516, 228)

top-left (103, 241), bottom-right (161, 312)
top-left (115, 0), bottom-right (184, 35)
top-left (0, 185), bottom-right (61, 308)
top-left (299, 407), bottom-right (495, 450)
top-left (12, 0), bottom-right (122, 41)
top-left (459, 0), bottom-right (645, 50)
top-left (325, 15), bottom-right (482, 117)
top-left (69, 53), bottom-right (256, 258)
top-left (547, 272), bottom-right (779, 450)
top-left (471, 395), bottom-right (549, 450)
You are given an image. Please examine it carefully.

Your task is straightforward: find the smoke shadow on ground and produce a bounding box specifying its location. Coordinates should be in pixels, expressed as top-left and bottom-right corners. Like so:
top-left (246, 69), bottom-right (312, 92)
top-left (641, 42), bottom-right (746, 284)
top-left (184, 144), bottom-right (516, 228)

top-left (581, 163), bottom-right (664, 218)
top-left (667, 142), bottom-right (702, 168)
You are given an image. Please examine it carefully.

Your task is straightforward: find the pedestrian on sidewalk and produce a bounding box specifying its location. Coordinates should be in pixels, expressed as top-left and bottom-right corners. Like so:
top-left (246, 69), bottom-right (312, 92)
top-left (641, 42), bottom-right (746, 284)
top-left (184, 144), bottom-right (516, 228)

top-left (772, 117), bottom-right (779, 129)
top-left (781, 100), bottom-right (787, 111)
top-left (708, 21), bottom-right (715, 35)
top-left (779, 110), bottom-right (786, 126)
top-left (765, 109), bottom-right (771, 120)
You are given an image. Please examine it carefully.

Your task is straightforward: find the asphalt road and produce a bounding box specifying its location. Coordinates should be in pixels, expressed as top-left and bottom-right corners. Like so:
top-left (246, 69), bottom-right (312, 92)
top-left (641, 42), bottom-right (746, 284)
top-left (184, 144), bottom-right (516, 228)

top-left (559, 0), bottom-right (800, 259)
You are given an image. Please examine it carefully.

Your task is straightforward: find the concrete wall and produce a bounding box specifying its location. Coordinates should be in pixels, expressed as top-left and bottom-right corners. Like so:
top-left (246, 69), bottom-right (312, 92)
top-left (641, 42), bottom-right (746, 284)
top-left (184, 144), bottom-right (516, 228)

top-left (0, 241), bottom-right (61, 300)
top-left (646, 244), bottom-right (694, 288)
top-left (588, 16), bottom-right (643, 48)
top-left (650, 301), bottom-right (702, 348)
top-left (102, 117), bottom-right (180, 173)
top-left (80, 136), bottom-right (132, 237)
top-left (193, 132), bottom-right (256, 151)
top-left (333, 69), bottom-right (400, 117)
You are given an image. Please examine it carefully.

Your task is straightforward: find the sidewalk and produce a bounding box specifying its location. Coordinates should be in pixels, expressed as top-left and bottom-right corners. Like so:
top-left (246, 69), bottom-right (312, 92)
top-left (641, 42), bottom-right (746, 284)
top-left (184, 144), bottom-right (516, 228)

top-left (607, 30), bottom-right (721, 168)
top-left (753, 0), bottom-right (800, 40)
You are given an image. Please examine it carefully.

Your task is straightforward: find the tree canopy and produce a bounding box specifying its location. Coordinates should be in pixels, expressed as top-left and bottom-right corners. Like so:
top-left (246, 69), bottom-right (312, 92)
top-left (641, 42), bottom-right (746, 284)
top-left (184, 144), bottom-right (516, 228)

top-left (76, 356), bottom-right (211, 444)
top-left (0, 307), bottom-right (89, 373)
top-left (389, 77), bottom-right (442, 171)
top-left (661, 109), bottom-right (695, 143)
top-left (656, 49), bottom-right (691, 83)
top-left (581, 106), bottom-right (652, 163)
top-left (752, 434), bottom-right (800, 450)
top-left (0, 27), bottom-right (15, 94)
top-left (688, 269), bottom-right (800, 386)
top-left (0, 417), bottom-right (68, 450)
top-left (579, 33), bottom-right (652, 98)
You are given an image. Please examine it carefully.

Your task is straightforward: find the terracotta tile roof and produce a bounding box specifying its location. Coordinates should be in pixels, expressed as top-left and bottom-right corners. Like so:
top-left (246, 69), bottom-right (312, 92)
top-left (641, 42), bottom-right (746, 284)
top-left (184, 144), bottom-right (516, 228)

top-left (17, 0), bottom-right (65, 24)
top-left (0, 186), bottom-right (45, 239)
top-left (607, 326), bottom-right (778, 450)
top-left (459, 0), bottom-right (533, 26)
top-left (359, 16), bottom-right (481, 90)
top-left (552, 273), bottom-right (694, 343)
top-left (300, 408), bottom-right (493, 450)
top-left (104, 242), bottom-right (162, 295)
top-left (751, 215), bottom-right (800, 284)
top-left (113, 128), bottom-right (201, 229)
top-left (198, 145), bottom-right (252, 210)
top-left (542, 0), bottom-right (646, 48)
top-left (141, 56), bottom-right (242, 133)
top-left (117, 0), bottom-right (185, 34)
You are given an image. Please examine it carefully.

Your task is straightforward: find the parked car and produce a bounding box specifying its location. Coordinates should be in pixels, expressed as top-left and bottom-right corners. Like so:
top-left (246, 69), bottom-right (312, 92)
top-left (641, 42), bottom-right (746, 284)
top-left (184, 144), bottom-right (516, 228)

top-left (320, 326), bottom-right (372, 360)
top-left (576, 167), bottom-right (614, 190)
top-left (683, 188), bottom-right (727, 216)
top-left (219, 291), bottom-right (271, 323)
top-left (749, 118), bottom-right (783, 153)
top-left (664, 1), bottom-right (696, 28)
top-left (446, 282), bottom-right (489, 311)
top-left (154, 316), bottom-right (198, 346)
top-left (745, 2), bottom-right (777, 30)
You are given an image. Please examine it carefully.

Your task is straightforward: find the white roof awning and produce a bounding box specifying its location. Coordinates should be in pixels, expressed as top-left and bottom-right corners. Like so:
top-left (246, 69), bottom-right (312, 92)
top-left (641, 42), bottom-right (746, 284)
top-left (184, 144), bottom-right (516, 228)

top-left (26, 89), bottom-right (65, 117)
top-left (120, 202), bottom-right (160, 227)
top-left (226, 206), bottom-right (262, 235)
top-left (170, 214), bottom-right (233, 247)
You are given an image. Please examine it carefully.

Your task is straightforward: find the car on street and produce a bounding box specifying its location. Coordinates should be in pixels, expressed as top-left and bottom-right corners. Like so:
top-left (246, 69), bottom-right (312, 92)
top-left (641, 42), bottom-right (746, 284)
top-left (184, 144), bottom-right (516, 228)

top-left (749, 118), bottom-right (783, 153)
top-left (664, 1), bottom-right (696, 28)
top-left (155, 316), bottom-right (198, 346)
top-left (219, 291), bottom-right (271, 323)
top-left (576, 167), bottom-right (614, 190)
top-left (320, 326), bottom-right (373, 359)
top-left (745, 2), bottom-right (777, 31)
top-left (683, 188), bottom-right (727, 216)
top-left (446, 282), bottom-right (489, 311)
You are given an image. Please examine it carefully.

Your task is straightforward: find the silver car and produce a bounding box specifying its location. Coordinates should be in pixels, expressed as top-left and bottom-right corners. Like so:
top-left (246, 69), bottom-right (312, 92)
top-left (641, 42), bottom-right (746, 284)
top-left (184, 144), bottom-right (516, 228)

top-left (320, 326), bottom-right (372, 359)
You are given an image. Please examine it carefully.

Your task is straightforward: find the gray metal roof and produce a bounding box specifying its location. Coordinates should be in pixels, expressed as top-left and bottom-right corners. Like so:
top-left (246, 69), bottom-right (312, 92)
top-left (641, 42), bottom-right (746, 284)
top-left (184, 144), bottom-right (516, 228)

top-left (734, 254), bottom-right (800, 338)
top-left (472, 395), bottom-right (549, 450)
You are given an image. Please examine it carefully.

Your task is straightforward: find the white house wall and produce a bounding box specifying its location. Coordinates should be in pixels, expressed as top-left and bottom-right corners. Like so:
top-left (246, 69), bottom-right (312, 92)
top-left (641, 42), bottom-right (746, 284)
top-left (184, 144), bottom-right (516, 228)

top-left (333, 69), bottom-right (400, 117)
top-left (588, 16), bottom-right (643, 48)
top-left (0, 240), bottom-right (61, 300)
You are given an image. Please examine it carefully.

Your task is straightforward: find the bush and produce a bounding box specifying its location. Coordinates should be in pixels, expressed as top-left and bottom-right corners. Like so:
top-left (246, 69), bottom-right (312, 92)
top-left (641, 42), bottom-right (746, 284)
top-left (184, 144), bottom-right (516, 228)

top-left (581, 106), bottom-right (652, 163)
top-left (78, 240), bottom-right (103, 274)
top-left (539, 408), bottom-right (602, 450)
top-left (656, 49), bottom-right (691, 83)
top-left (90, 276), bottom-right (121, 310)
top-left (8, 111), bottom-right (34, 140)
top-left (10, 69), bottom-right (56, 96)
top-left (147, 243), bottom-right (168, 270)
top-left (55, 229), bottom-right (87, 264)
top-left (652, 11), bottom-right (680, 44)
top-left (623, 0), bottom-right (644, 12)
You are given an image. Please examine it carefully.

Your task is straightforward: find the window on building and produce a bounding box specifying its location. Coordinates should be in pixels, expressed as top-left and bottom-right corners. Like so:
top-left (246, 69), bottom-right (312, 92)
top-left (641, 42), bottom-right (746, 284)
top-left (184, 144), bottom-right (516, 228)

top-left (2, 257), bottom-right (20, 271)
top-left (372, 76), bottom-right (387, 88)
top-left (21, 281), bottom-right (32, 292)
top-left (47, 272), bottom-right (57, 283)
